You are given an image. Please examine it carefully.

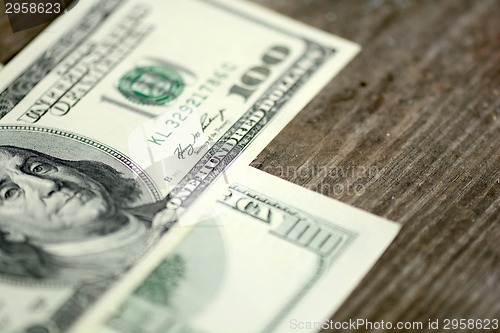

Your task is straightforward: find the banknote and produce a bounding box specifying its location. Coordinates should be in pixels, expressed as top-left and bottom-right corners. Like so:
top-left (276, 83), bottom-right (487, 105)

top-left (0, 0), bottom-right (359, 332)
top-left (96, 167), bottom-right (400, 333)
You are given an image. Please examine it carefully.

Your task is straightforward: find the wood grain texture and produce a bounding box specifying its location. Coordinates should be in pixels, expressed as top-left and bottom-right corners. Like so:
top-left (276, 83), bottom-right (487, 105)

top-left (0, 10), bottom-right (51, 63)
top-left (0, 0), bottom-right (499, 331)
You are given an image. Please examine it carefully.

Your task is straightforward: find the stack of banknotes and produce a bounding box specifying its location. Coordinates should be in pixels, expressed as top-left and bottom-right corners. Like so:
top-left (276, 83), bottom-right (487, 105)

top-left (0, 1), bottom-right (400, 332)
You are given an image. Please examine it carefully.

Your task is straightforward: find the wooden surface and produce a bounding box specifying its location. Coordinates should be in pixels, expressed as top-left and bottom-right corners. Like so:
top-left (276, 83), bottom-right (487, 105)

top-left (1, 0), bottom-right (499, 331)
top-left (0, 12), bottom-right (50, 63)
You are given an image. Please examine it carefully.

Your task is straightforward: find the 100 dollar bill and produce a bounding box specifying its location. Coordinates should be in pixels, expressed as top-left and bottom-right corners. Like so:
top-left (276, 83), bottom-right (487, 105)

top-left (100, 167), bottom-right (399, 333)
top-left (0, 0), bottom-right (358, 332)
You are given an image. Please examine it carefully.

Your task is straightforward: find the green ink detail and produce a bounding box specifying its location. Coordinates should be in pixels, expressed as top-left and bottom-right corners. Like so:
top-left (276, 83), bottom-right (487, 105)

top-left (118, 66), bottom-right (185, 105)
top-left (134, 254), bottom-right (186, 306)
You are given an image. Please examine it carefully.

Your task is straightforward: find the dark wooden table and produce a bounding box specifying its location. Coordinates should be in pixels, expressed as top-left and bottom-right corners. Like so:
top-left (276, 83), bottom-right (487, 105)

top-left (1, 0), bottom-right (499, 331)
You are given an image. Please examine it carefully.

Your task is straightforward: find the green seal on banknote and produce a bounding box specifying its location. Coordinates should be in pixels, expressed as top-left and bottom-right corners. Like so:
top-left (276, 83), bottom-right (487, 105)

top-left (118, 66), bottom-right (185, 105)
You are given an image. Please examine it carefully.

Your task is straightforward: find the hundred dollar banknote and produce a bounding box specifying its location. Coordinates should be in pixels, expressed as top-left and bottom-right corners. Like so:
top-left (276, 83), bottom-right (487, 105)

top-left (0, 0), bottom-right (359, 332)
top-left (98, 167), bottom-right (400, 333)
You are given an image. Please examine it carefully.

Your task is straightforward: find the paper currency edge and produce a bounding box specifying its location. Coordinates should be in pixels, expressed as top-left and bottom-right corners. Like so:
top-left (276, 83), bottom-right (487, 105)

top-left (237, 167), bottom-right (401, 332)
top-left (0, 0), bottom-right (360, 120)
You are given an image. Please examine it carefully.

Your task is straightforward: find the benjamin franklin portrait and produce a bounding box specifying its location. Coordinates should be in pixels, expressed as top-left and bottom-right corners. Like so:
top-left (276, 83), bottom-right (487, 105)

top-left (0, 128), bottom-right (169, 285)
